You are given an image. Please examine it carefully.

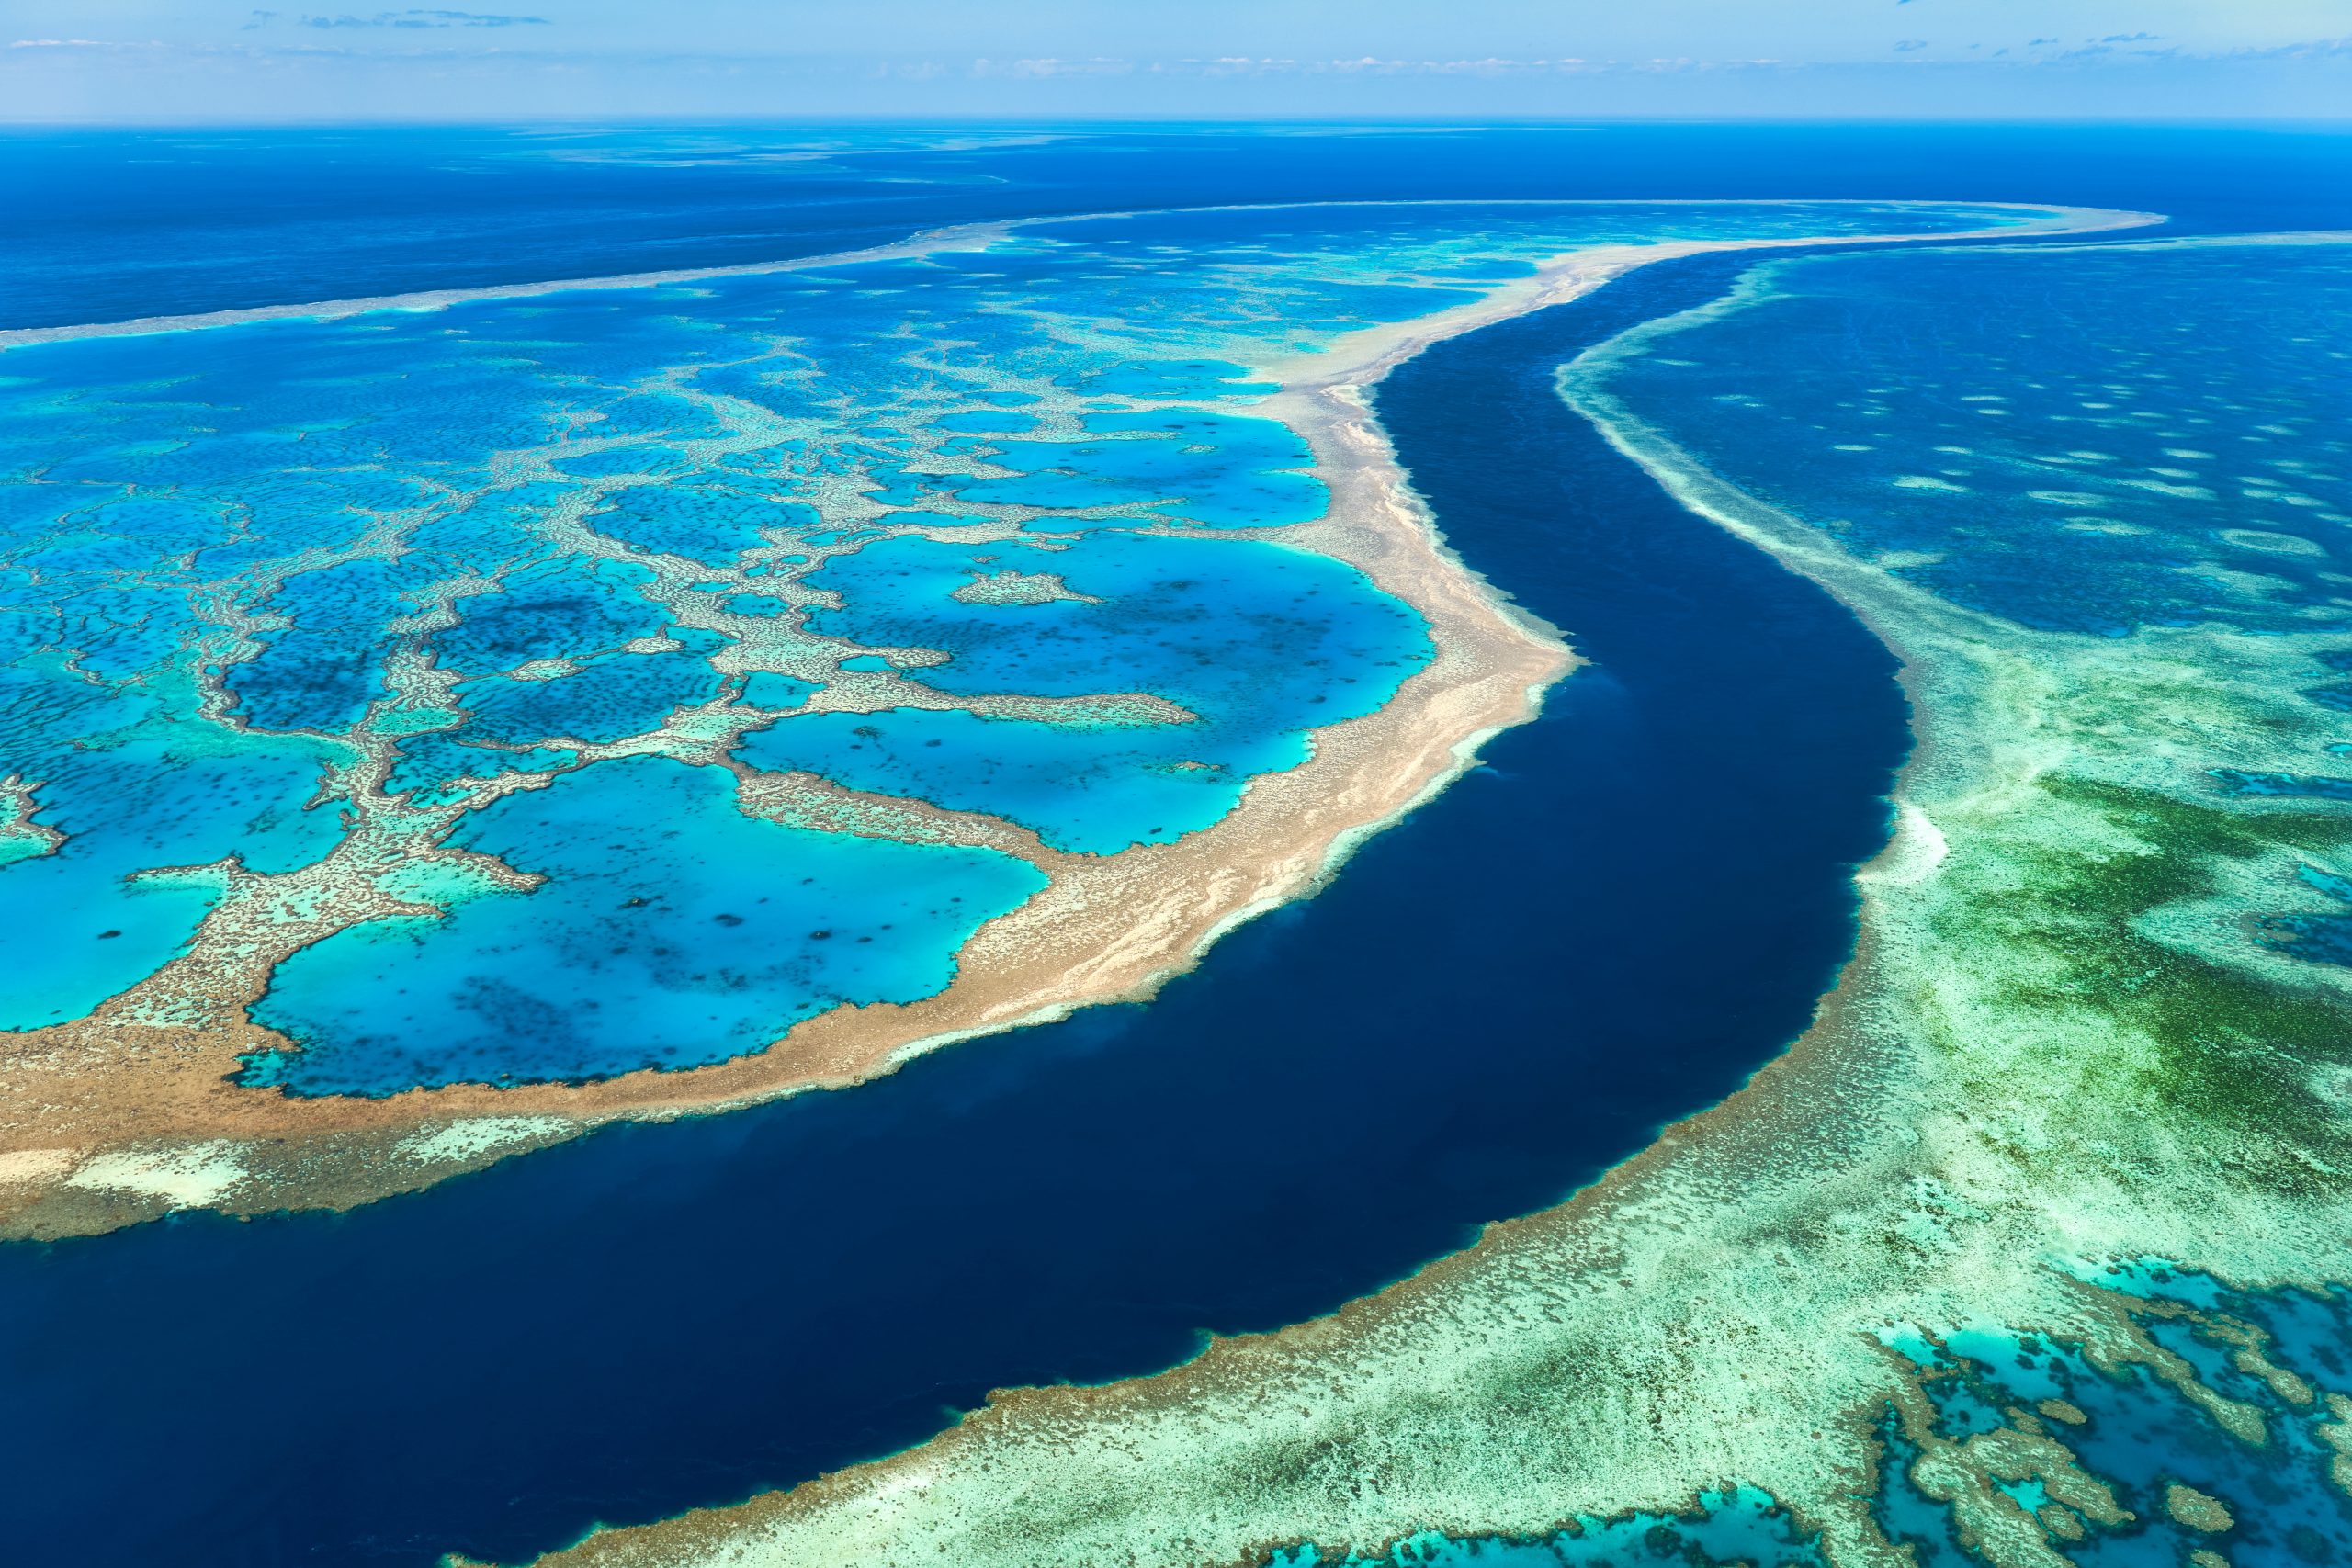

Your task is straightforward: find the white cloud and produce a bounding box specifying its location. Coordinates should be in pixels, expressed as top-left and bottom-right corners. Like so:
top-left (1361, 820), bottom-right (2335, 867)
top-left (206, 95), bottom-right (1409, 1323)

top-left (970, 56), bottom-right (1134, 78)
top-left (293, 8), bottom-right (548, 28)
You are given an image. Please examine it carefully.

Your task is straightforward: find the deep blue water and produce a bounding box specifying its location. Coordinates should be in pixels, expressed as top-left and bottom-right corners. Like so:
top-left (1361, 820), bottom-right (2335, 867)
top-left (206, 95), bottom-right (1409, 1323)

top-left (4, 125), bottom-right (2351, 1566)
top-left (6, 121), bottom-right (2351, 332)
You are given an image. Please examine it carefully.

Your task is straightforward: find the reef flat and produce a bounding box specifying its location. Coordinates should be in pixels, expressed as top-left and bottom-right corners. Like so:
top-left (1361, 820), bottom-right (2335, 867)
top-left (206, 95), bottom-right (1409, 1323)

top-left (507, 231), bottom-right (2352, 1566)
top-left (0, 200), bottom-right (2115, 1237)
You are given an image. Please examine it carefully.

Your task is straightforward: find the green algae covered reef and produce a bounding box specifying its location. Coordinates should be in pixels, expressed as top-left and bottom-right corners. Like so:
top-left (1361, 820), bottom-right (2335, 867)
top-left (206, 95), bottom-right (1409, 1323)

top-left (512, 232), bottom-right (2352, 1567)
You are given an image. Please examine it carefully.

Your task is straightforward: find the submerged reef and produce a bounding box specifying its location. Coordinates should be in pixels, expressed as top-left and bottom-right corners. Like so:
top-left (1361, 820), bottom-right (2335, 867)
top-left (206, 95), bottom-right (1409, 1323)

top-left (508, 234), bottom-right (2352, 1566)
top-left (0, 199), bottom-right (2085, 1234)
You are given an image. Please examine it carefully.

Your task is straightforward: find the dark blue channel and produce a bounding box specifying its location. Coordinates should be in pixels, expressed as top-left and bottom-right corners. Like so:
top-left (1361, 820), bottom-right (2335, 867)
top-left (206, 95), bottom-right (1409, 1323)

top-left (0, 254), bottom-right (1906, 1565)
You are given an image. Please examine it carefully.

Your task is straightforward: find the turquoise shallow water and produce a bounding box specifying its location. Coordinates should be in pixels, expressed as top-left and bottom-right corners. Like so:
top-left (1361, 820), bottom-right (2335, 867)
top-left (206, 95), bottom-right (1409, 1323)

top-left (748, 530), bottom-right (1430, 852)
top-left (0, 198), bottom-right (2034, 1093)
top-left (960, 410), bottom-right (1328, 526)
top-left (0, 729), bottom-right (340, 1028)
top-left (1870, 1265), bottom-right (2352, 1568)
top-left (244, 757), bottom-right (1046, 1090)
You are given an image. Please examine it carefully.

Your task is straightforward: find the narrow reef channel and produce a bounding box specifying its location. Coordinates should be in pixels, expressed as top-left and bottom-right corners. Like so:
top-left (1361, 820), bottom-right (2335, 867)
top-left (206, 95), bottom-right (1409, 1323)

top-left (0, 252), bottom-right (1910, 1568)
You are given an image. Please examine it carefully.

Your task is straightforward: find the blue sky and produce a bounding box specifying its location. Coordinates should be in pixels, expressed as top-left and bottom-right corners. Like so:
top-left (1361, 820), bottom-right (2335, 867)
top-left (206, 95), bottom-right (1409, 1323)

top-left (6, 1), bottom-right (2349, 122)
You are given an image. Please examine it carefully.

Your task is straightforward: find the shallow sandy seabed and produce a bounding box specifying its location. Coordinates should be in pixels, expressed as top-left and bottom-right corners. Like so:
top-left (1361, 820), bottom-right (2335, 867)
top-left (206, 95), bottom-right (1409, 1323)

top-left (0, 203), bottom-right (2142, 1241)
top-left (493, 220), bottom-right (2352, 1568)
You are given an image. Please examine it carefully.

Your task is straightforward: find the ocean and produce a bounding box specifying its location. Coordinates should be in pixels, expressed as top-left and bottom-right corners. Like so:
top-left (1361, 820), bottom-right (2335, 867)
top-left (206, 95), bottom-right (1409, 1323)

top-left (2, 122), bottom-right (2348, 1566)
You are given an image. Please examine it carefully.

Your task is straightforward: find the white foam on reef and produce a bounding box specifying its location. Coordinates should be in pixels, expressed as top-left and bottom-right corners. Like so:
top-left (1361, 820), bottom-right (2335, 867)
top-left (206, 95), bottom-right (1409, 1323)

top-left (395, 1115), bottom-right (571, 1165)
top-left (1860, 802), bottom-right (1949, 887)
top-left (0, 1148), bottom-right (78, 1187)
top-left (64, 1141), bottom-right (248, 1207)
top-left (0, 199), bottom-right (2152, 354)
